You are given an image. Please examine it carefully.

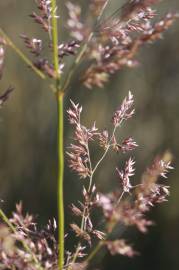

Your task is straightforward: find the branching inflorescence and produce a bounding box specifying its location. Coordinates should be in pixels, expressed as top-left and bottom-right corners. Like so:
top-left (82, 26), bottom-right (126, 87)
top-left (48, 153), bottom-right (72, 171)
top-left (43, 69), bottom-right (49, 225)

top-left (0, 0), bottom-right (177, 270)
top-left (76, 0), bottom-right (178, 89)
top-left (65, 92), bottom-right (173, 269)
top-left (0, 92), bottom-right (173, 270)
top-left (0, 203), bottom-right (58, 270)
top-left (1, 0), bottom-right (177, 89)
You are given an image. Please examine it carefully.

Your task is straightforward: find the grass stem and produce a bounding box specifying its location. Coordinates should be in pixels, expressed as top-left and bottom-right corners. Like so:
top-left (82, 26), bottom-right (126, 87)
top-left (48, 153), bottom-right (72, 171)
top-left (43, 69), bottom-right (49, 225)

top-left (57, 92), bottom-right (65, 270)
top-left (50, 1), bottom-right (64, 269)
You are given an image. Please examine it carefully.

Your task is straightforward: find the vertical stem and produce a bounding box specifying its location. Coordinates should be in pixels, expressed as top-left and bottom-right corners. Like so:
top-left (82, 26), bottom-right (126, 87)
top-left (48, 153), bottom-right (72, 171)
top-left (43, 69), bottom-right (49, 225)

top-left (57, 92), bottom-right (64, 270)
top-left (50, 1), bottom-right (64, 269)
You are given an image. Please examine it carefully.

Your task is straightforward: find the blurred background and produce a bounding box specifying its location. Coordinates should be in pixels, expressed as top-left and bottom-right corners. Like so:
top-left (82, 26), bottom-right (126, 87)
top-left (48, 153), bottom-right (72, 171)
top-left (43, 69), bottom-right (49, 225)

top-left (0, 0), bottom-right (179, 269)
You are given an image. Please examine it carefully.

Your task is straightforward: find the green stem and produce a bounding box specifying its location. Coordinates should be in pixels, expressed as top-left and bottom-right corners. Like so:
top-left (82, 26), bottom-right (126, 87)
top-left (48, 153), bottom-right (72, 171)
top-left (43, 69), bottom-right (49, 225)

top-left (0, 209), bottom-right (15, 232)
top-left (0, 28), bottom-right (46, 80)
top-left (57, 92), bottom-right (65, 270)
top-left (50, 1), bottom-right (64, 269)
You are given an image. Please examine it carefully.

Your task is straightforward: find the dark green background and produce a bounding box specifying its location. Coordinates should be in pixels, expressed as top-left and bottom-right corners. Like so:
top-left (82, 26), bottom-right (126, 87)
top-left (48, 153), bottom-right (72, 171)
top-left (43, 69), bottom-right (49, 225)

top-left (0, 1), bottom-right (179, 269)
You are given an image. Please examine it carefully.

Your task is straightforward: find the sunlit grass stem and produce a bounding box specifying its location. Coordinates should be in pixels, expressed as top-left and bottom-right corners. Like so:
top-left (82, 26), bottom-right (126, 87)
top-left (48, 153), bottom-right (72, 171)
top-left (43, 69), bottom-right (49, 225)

top-left (50, 1), bottom-right (64, 269)
top-left (57, 92), bottom-right (65, 270)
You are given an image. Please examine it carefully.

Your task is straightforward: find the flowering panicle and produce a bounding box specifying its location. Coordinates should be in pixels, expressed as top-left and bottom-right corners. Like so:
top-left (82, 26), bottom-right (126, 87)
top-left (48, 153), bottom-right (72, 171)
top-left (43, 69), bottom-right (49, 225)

top-left (20, 1), bottom-right (82, 80)
top-left (135, 155), bottom-right (173, 212)
top-left (82, 1), bottom-right (178, 88)
top-left (66, 93), bottom-right (172, 265)
top-left (24, 1), bottom-right (63, 79)
top-left (16, 0), bottom-right (178, 86)
top-left (0, 0), bottom-right (177, 269)
top-left (67, 91), bottom-right (137, 181)
top-left (98, 152), bottom-right (173, 235)
top-left (66, 92), bottom-right (140, 265)
top-left (0, 203), bottom-right (58, 269)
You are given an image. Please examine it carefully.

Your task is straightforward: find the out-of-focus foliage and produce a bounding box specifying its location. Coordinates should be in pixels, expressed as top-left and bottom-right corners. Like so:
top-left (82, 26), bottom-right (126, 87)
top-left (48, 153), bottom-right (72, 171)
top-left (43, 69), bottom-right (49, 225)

top-left (0, 1), bottom-right (179, 270)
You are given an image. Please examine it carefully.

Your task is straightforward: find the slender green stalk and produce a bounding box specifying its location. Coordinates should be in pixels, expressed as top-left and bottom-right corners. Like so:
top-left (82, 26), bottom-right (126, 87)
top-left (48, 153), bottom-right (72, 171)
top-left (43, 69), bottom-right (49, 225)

top-left (0, 209), bottom-right (44, 270)
top-left (50, 1), bottom-right (64, 269)
top-left (57, 92), bottom-right (65, 270)
top-left (0, 28), bottom-right (46, 80)
top-left (0, 209), bottom-right (17, 233)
